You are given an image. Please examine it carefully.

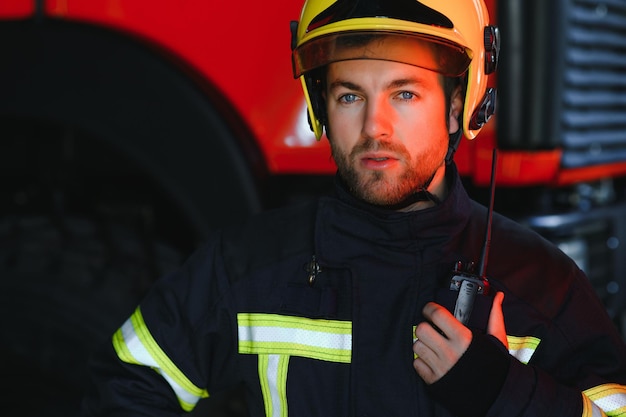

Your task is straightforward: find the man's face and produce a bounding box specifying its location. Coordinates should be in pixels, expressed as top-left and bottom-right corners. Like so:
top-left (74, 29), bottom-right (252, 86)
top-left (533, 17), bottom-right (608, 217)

top-left (325, 57), bottom-right (453, 207)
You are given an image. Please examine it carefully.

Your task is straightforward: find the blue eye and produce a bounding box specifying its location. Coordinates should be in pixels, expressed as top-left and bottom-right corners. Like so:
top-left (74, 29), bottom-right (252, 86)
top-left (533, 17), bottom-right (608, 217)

top-left (399, 91), bottom-right (416, 100)
top-left (340, 94), bottom-right (358, 103)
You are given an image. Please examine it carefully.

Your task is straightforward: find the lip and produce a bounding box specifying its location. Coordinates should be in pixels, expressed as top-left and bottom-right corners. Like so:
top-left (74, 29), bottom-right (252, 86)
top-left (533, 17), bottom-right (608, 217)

top-left (360, 152), bottom-right (399, 170)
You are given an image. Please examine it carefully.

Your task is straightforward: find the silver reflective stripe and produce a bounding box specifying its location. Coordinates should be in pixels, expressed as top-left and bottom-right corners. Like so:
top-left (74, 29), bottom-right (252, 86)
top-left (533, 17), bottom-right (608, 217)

top-left (238, 313), bottom-right (352, 417)
top-left (257, 354), bottom-right (289, 417)
top-left (506, 335), bottom-right (540, 364)
top-left (112, 307), bottom-right (208, 411)
top-left (238, 313), bottom-right (352, 362)
top-left (584, 384), bottom-right (626, 417)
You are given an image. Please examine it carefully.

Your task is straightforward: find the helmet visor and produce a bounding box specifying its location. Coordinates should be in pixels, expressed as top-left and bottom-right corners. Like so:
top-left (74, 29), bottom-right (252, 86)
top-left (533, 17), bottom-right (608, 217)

top-left (293, 31), bottom-right (471, 78)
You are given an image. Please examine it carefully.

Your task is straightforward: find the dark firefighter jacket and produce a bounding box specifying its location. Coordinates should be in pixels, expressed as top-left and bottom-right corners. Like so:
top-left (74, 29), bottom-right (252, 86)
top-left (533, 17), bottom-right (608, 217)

top-left (82, 163), bottom-right (626, 417)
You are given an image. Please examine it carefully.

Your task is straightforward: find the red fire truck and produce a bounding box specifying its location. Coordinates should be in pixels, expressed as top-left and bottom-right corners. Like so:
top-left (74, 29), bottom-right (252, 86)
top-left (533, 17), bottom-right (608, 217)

top-left (1, 0), bottom-right (626, 414)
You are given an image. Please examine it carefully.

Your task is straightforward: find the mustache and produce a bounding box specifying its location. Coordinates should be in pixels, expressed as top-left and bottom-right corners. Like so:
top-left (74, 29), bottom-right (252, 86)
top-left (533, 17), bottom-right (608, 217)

top-left (350, 137), bottom-right (409, 158)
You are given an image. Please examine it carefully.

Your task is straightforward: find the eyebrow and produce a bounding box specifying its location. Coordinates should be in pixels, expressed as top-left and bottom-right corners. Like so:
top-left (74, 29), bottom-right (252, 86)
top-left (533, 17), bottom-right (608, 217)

top-left (328, 77), bottom-right (427, 93)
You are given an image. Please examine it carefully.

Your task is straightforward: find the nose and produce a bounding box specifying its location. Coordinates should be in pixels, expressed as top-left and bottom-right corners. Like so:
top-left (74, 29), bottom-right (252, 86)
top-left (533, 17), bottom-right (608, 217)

top-left (362, 98), bottom-right (393, 140)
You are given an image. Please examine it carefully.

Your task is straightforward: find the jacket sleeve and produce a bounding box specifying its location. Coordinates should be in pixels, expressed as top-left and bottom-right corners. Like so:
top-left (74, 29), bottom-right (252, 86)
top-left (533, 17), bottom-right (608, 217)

top-left (81, 233), bottom-right (241, 416)
top-left (427, 265), bottom-right (626, 417)
top-left (489, 267), bottom-right (626, 417)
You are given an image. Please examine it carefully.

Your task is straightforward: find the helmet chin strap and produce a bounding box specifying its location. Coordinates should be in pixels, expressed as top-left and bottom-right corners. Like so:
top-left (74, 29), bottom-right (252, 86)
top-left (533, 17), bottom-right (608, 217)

top-left (445, 128), bottom-right (463, 165)
top-left (378, 128), bottom-right (462, 210)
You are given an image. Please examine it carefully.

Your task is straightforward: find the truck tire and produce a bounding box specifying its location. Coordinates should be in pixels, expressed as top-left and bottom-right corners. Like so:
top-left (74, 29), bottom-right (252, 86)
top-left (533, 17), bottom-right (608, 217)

top-left (0, 214), bottom-right (183, 415)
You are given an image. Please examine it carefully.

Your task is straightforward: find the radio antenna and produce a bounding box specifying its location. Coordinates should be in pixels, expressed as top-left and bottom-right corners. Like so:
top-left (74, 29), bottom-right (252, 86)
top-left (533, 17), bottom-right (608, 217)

top-left (478, 148), bottom-right (497, 279)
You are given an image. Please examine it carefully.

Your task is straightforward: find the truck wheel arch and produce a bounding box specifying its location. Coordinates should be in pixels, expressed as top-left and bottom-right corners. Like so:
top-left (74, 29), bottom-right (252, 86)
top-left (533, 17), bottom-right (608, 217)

top-left (0, 18), bottom-right (266, 240)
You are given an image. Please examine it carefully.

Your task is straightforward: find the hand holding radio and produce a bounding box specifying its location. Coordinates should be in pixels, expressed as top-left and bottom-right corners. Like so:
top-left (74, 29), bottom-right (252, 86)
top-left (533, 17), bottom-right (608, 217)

top-left (413, 291), bottom-right (507, 384)
top-left (413, 301), bottom-right (473, 384)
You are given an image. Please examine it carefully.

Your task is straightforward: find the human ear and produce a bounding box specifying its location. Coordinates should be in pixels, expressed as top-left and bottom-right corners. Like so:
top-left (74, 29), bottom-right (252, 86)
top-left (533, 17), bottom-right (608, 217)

top-left (448, 85), bottom-right (463, 134)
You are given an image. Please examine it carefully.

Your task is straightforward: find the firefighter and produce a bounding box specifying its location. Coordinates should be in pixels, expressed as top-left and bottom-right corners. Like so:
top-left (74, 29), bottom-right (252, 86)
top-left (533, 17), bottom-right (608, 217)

top-left (82, 0), bottom-right (626, 415)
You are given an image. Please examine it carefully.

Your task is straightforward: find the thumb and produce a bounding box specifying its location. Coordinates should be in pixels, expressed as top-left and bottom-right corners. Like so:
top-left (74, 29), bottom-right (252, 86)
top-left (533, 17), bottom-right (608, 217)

top-left (487, 291), bottom-right (508, 349)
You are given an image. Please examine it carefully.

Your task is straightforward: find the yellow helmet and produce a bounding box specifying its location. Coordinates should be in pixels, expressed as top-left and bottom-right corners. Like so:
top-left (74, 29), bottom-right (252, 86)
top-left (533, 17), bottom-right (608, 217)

top-left (291, 0), bottom-right (499, 141)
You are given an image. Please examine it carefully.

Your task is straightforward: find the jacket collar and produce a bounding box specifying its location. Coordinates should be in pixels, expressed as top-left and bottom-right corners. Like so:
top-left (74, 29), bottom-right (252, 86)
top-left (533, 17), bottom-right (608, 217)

top-left (315, 163), bottom-right (472, 261)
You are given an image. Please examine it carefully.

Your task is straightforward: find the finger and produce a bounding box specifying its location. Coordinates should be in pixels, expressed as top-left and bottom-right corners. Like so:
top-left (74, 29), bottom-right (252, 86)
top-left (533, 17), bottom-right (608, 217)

top-left (412, 336), bottom-right (440, 384)
top-left (413, 323), bottom-right (464, 384)
top-left (414, 317), bottom-right (445, 340)
top-left (413, 354), bottom-right (437, 384)
top-left (413, 326), bottom-right (440, 357)
top-left (487, 291), bottom-right (508, 348)
top-left (422, 302), bottom-right (471, 343)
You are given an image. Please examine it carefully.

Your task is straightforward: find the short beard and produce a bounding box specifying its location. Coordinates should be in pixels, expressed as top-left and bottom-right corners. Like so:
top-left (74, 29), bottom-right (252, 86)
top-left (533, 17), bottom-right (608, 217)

top-left (330, 137), bottom-right (444, 207)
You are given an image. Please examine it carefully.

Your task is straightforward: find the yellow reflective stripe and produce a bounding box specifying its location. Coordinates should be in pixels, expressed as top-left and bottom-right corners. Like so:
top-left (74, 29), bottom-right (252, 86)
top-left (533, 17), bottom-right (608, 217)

top-left (582, 391), bottom-right (594, 417)
top-left (258, 354), bottom-right (289, 417)
top-left (582, 392), bottom-right (608, 417)
top-left (506, 335), bottom-right (540, 364)
top-left (585, 384), bottom-right (626, 417)
top-left (113, 326), bottom-right (137, 365)
top-left (275, 355), bottom-right (289, 417)
top-left (112, 307), bottom-right (208, 411)
top-left (238, 313), bottom-right (352, 363)
top-left (258, 355), bottom-right (272, 417)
